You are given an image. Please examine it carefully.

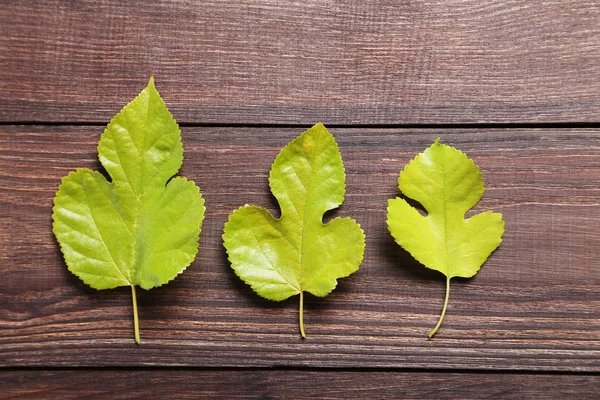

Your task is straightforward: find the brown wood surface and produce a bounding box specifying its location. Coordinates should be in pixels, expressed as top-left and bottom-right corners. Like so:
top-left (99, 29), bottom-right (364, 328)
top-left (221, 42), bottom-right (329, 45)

top-left (2, 369), bottom-right (598, 399)
top-left (1, 0), bottom-right (600, 124)
top-left (1, 0), bottom-right (599, 398)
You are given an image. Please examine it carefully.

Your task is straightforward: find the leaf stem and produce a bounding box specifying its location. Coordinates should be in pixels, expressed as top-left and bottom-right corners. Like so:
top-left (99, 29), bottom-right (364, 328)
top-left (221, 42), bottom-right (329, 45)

top-left (131, 285), bottom-right (141, 345)
top-left (299, 291), bottom-right (306, 338)
top-left (429, 276), bottom-right (451, 339)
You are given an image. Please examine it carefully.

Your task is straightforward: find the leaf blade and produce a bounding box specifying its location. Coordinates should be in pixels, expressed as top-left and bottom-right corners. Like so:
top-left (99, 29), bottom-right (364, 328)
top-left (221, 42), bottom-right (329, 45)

top-left (53, 169), bottom-right (134, 289)
top-left (52, 78), bottom-right (205, 343)
top-left (223, 123), bottom-right (365, 335)
top-left (225, 205), bottom-right (301, 301)
top-left (98, 77), bottom-right (183, 202)
top-left (134, 177), bottom-right (205, 290)
top-left (387, 139), bottom-right (504, 337)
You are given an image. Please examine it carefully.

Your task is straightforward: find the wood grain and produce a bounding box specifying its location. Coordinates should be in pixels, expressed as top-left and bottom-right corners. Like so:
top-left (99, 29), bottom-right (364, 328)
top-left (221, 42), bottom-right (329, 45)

top-left (3, 369), bottom-right (599, 399)
top-left (2, 0), bottom-right (600, 124)
top-left (1, 126), bottom-right (598, 371)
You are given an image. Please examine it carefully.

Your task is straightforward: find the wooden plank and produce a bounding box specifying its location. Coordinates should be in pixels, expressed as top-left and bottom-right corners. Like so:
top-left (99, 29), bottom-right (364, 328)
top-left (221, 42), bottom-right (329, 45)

top-left (1, 1), bottom-right (600, 124)
top-left (0, 126), bottom-right (599, 370)
top-left (3, 369), bottom-right (599, 399)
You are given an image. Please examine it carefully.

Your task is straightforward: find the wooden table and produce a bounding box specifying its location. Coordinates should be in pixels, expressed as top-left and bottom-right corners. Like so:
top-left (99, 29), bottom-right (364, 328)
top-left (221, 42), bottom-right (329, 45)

top-left (1, 1), bottom-right (599, 398)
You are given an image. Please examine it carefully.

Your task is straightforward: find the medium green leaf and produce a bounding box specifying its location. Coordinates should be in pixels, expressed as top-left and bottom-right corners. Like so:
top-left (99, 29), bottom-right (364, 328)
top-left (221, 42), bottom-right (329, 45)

top-left (223, 123), bottom-right (365, 337)
top-left (387, 139), bottom-right (504, 338)
top-left (52, 77), bottom-right (205, 344)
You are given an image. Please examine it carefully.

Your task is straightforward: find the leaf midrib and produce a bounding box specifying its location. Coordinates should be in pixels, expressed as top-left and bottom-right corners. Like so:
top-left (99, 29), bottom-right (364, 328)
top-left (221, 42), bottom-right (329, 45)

top-left (298, 165), bottom-right (311, 295)
top-left (441, 152), bottom-right (450, 279)
top-left (297, 135), bottom-right (320, 295)
top-left (130, 94), bottom-right (155, 285)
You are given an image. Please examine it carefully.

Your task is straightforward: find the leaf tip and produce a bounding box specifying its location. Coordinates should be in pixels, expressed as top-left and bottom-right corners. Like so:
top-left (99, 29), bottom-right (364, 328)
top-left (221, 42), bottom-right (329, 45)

top-left (148, 75), bottom-right (155, 86)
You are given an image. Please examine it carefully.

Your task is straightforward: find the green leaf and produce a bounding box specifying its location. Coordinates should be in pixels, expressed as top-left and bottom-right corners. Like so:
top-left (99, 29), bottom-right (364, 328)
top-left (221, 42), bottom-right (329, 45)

top-left (52, 77), bottom-right (205, 344)
top-left (223, 123), bottom-right (365, 337)
top-left (387, 139), bottom-right (504, 338)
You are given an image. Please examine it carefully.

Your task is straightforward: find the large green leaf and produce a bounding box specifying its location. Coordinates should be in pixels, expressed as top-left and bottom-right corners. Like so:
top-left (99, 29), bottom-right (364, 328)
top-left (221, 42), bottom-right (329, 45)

top-left (387, 139), bottom-right (504, 338)
top-left (223, 123), bottom-right (365, 337)
top-left (52, 77), bottom-right (205, 344)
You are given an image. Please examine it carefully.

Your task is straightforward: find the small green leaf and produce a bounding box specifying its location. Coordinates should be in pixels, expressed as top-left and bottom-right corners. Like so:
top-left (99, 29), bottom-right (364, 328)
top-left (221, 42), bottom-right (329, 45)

top-left (52, 77), bottom-right (205, 344)
top-left (223, 123), bottom-right (365, 337)
top-left (387, 139), bottom-right (504, 338)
